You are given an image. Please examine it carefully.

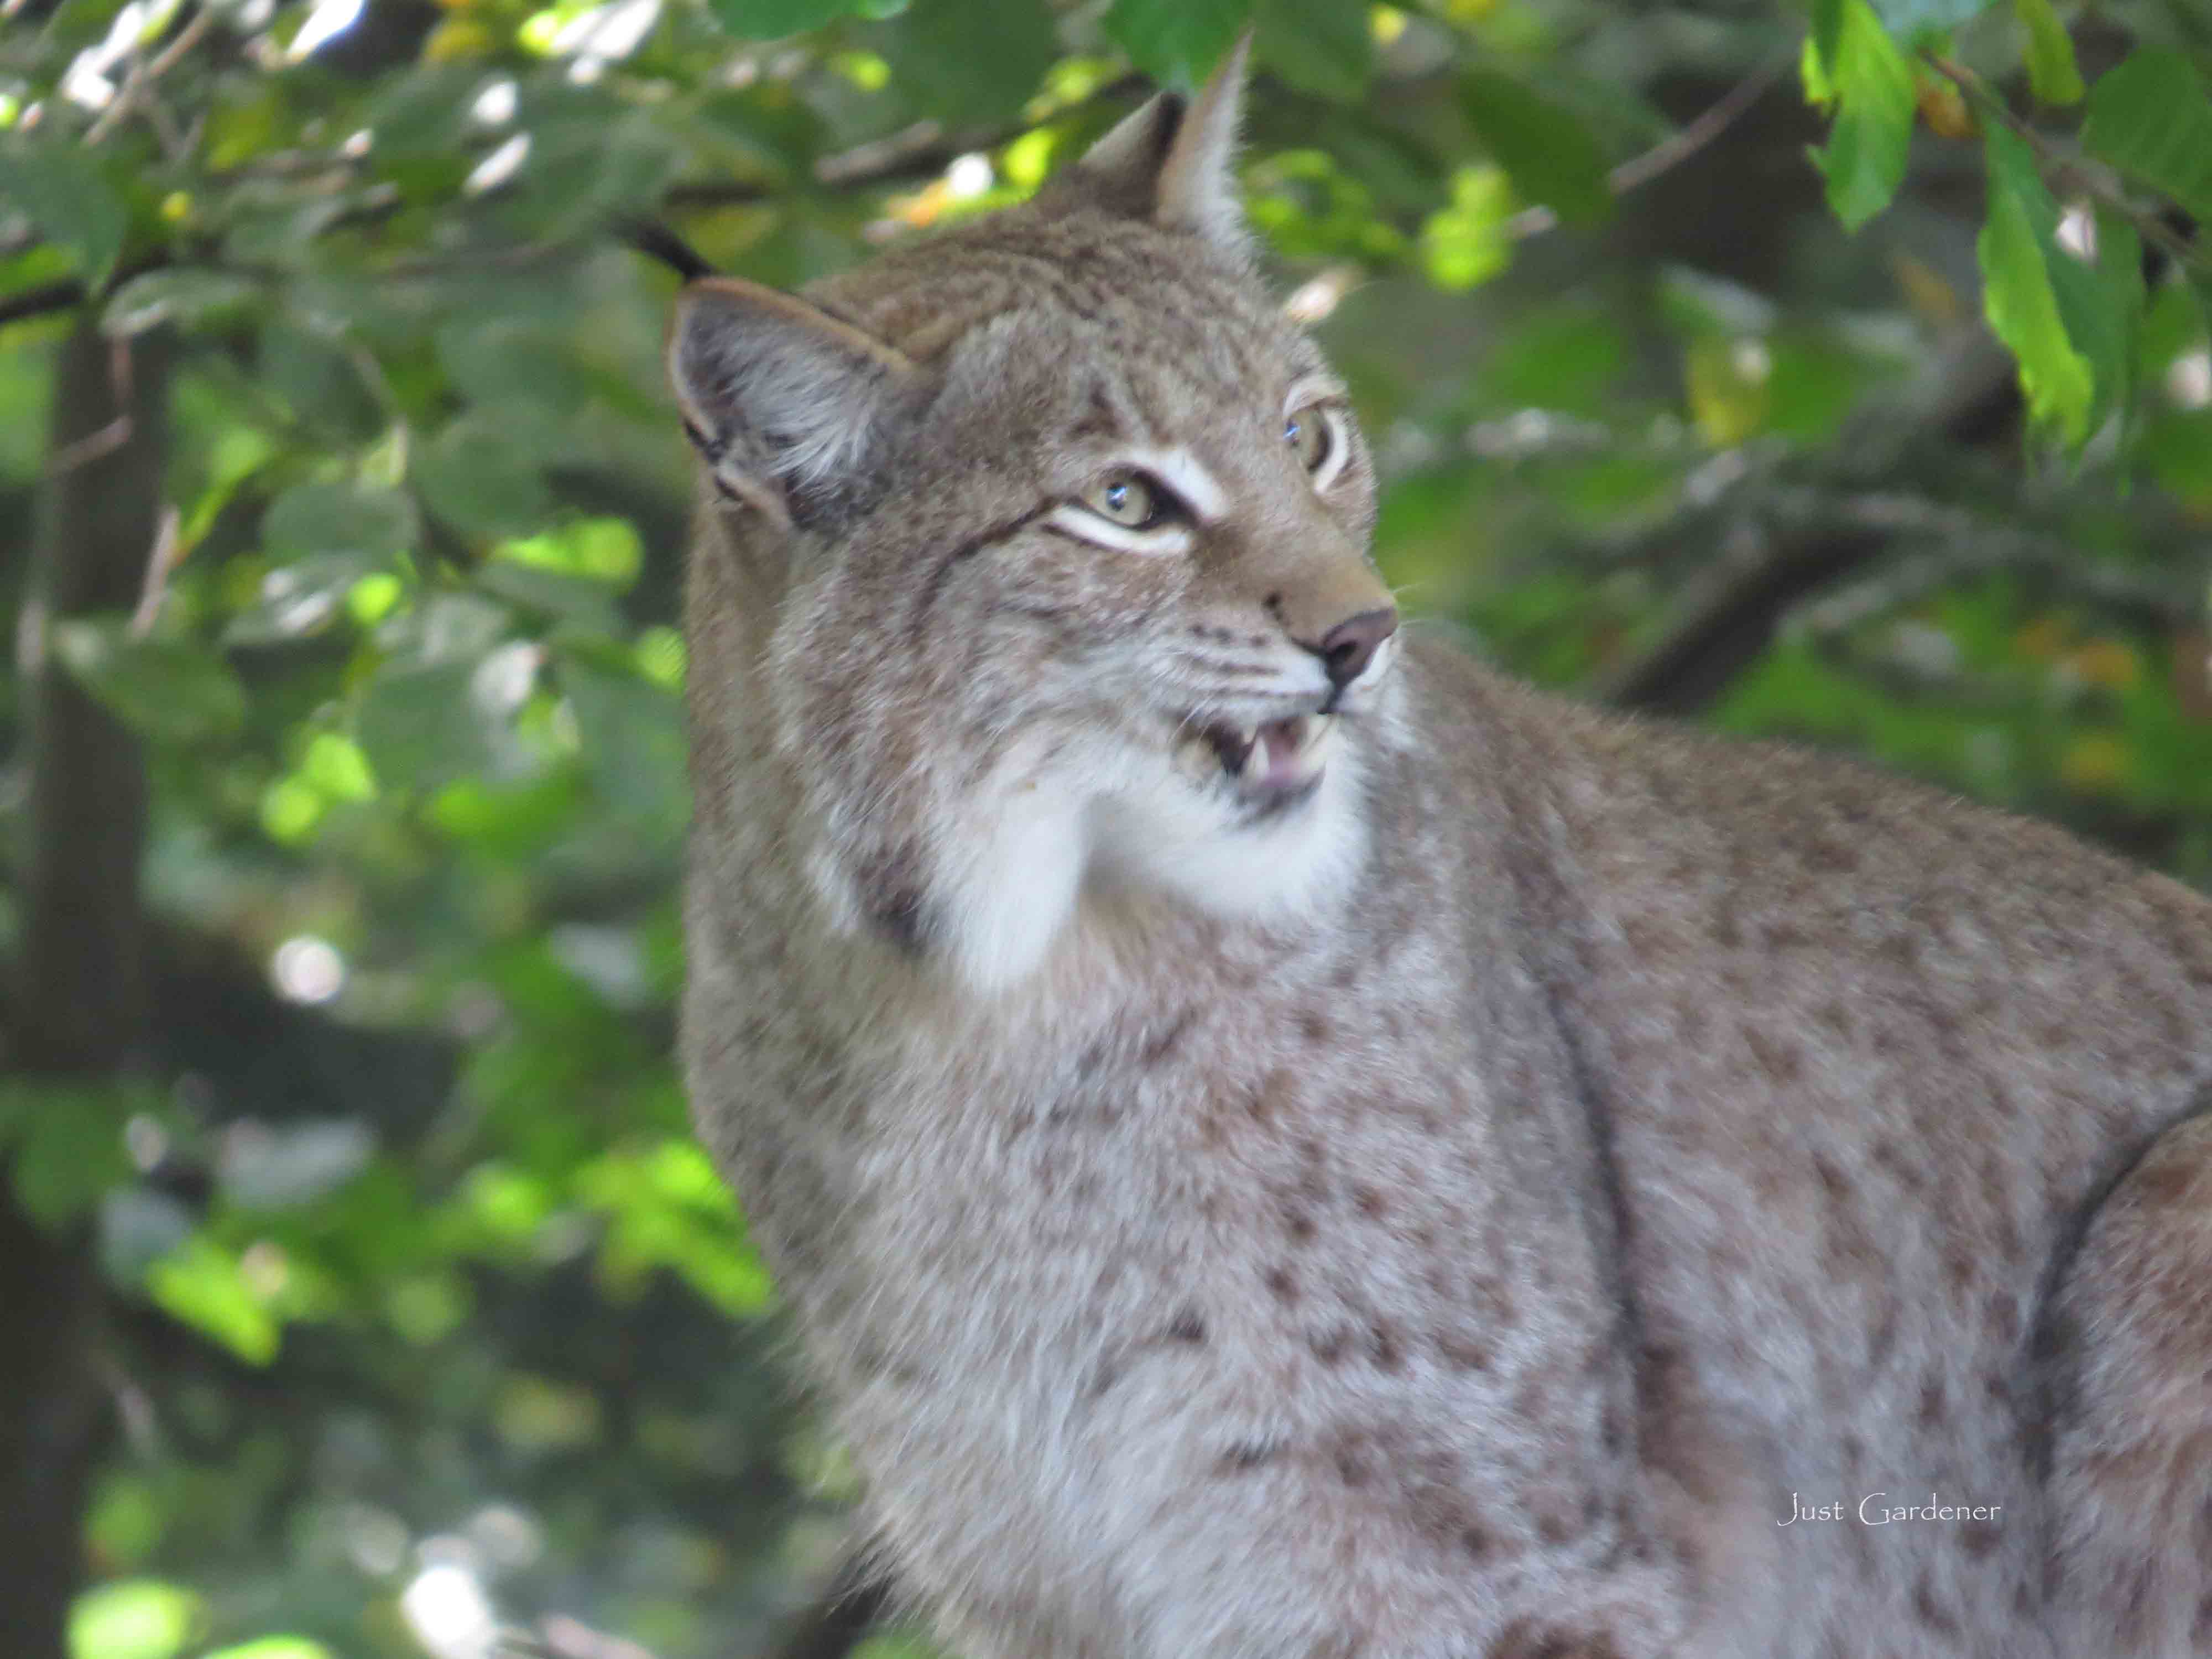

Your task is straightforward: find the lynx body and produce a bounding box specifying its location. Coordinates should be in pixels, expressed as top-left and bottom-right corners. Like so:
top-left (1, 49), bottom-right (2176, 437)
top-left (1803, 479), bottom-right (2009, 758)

top-left (671, 53), bottom-right (2212, 1659)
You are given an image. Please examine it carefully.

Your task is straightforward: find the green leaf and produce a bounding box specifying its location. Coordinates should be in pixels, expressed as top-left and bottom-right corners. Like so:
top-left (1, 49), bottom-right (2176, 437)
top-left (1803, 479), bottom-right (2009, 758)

top-left (222, 554), bottom-right (377, 646)
top-left (259, 322), bottom-right (384, 442)
top-left (1806, 0), bottom-right (1915, 232)
top-left (0, 142), bottom-right (127, 285)
top-left (1459, 70), bottom-right (1610, 226)
top-left (51, 618), bottom-right (248, 744)
top-left (2012, 0), bottom-right (2083, 105)
top-left (2082, 47), bottom-right (2212, 225)
top-left (205, 1640), bottom-right (334, 1659)
top-left (497, 518), bottom-right (644, 587)
top-left (102, 269), bottom-right (260, 338)
top-left (263, 481), bottom-right (418, 561)
top-left (356, 659), bottom-right (502, 790)
top-left (414, 416), bottom-right (554, 542)
top-left (66, 1579), bottom-right (201, 1659)
top-left (1866, 0), bottom-right (1998, 39)
top-left (1255, 0), bottom-right (1371, 102)
top-left (872, 0), bottom-right (1059, 123)
top-left (706, 0), bottom-right (867, 39)
top-left (1104, 0), bottom-right (1250, 87)
top-left (560, 655), bottom-right (689, 833)
top-left (1420, 165), bottom-right (1515, 290)
top-left (6, 1083), bottom-right (137, 1229)
top-left (145, 1237), bottom-right (281, 1365)
top-left (1978, 125), bottom-right (2094, 443)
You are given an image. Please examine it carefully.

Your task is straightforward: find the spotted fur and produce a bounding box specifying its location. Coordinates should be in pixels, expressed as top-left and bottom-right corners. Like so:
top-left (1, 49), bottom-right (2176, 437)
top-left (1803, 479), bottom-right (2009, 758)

top-left (674, 50), bottom-right (2212, 1659)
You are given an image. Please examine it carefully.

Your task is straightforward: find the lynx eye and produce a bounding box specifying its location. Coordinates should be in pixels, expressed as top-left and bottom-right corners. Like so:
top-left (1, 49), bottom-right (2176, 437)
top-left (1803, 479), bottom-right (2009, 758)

top-left (1083, 471), bottom-right (1171, 530)
top-left (1285, 405), bottom-right (1332, 472)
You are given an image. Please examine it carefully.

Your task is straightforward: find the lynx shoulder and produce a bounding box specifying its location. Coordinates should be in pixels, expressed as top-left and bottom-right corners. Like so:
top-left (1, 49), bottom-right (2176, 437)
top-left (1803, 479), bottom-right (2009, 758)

top-left (670, 44), bottom-right (2212, 1659)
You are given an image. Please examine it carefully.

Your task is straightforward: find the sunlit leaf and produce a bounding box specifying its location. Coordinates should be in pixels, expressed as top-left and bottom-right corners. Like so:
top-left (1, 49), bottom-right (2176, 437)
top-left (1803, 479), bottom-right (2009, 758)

top-left (66, 1579), bottom-right (201, 1659)
top-left (2012, 0), bottom-right (2083, 105)
top-left (1806, 0), bottom-right (1914, 232)
top-left (147, 1238), bottom-right (281, 1365)
top-left (205, 1640), bottom-right (335, 1659)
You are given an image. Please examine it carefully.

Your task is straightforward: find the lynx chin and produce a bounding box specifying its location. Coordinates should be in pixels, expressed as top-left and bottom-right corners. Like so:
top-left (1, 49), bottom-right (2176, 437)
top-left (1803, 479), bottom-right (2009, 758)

top-left (669, 41), bottom-right (2212, 1659)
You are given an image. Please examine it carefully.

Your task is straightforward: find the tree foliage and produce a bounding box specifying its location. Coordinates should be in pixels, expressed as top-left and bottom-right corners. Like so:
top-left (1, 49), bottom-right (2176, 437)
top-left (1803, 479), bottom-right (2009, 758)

top-left (1, 0), bottom-right (2209, 1656)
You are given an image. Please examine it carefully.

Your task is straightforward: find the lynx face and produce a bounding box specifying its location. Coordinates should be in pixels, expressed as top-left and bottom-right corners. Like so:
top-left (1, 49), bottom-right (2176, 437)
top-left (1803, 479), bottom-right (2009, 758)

top-left (671, 60), bottom-right (1404, 992)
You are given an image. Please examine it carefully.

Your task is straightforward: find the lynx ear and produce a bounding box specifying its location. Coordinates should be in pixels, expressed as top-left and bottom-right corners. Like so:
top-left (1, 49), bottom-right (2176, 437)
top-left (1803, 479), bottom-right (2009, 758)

top-left (1054, 35), bottom-right (1251, 258)
top-left (667, 277), bottom-right (919, 528)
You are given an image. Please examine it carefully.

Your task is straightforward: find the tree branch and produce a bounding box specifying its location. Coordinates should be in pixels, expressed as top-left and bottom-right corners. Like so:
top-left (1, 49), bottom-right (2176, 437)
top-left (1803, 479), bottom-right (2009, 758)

top-left (2, 317), bottom-right (173, 1659)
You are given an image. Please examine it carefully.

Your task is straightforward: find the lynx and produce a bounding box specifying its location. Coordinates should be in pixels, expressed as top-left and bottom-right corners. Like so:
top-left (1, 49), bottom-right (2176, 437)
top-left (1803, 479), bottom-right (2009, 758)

top-left (668, 45), bottom-right (2212, 1659)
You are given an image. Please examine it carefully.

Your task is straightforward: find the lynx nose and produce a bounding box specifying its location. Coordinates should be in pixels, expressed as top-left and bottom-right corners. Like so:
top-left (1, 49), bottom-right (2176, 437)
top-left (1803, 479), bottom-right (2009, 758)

top-left (1306, 606), bottom-right (1398, 691)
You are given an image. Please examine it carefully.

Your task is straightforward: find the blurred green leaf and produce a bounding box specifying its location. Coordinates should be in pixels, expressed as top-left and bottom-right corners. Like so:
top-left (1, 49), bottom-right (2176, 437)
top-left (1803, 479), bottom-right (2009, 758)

top-left (2083, 48), bottom-right (2212, 225)
top-left (66, 1579), bottom-right (201, 1659)
top-left (205, 1640), bottom-right (334, 1659)
top-left (1255, 0), bottom-right (1371, 102)
top-left (873, 0), bottom-right (1058, 123)
top-left (7, 1084), bottom-right (135, 1229)
top-left (1104, 0), bottom-right (1250, 87)
top-left (222, 554), bottom-right (377, 646)
top-left (356, 659), bottom-right (503, 790)
top-left (2012, 0), bottom-right (2083, 105)
top-left (1977, 123), bottom-right (2097, 444)
top-left (707, 0), bottom-right (869, 40)
top-left (263, 481), bottom-right (418, 561)
top-left (0, 141), bottom-right (128, 284)
top-left (102, 270), bottom-right (262, 338)
top-left (414, 415), bottom-right (555, 542)
top-left (1805, 0), bottom-right (1914, 232)
top-left (145, 1238), bottom-right (282, 1366)
top-left (51, 619), bottom-right (248, 744)
top-left (1420, 165), bottom-right (1514, 290)
top-left (1866, 0), bottom-right (1998, 38)
top-left (1459, 70), bottom-right (1609, 227)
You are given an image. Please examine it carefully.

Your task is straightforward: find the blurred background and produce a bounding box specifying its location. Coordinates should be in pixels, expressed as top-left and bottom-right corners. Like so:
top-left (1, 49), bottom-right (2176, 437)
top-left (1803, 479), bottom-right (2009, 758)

top-left (2, 0), bottom-right (2209, 1656)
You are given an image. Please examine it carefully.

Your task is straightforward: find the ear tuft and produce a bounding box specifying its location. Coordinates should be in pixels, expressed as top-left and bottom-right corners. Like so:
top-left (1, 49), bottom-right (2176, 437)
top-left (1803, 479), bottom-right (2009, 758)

top-left (1152, 33), bottom-right (1250, 253)
top-left (667, 278), bottom-right (917, 528)
top-left (1048, 34), bottom-right (1253, 261)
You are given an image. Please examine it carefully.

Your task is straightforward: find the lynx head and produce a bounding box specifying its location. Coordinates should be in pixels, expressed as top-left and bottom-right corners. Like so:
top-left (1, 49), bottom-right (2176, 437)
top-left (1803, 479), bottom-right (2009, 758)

top-left (670, 43), bottom-right (1405, 995)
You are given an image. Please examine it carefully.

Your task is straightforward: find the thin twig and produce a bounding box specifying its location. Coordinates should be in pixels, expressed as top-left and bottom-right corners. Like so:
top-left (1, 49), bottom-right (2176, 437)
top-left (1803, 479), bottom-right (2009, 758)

top-left (1510, 54), bottom-right (1790, 241)
top-left (0, 279), bottom-right (88, 331)
top-left (129, 505), bottom-right (184, 638)
top-left (47, 339), bottom-right (135, 476)
top-left (83, 1), bottom-right (218, 146)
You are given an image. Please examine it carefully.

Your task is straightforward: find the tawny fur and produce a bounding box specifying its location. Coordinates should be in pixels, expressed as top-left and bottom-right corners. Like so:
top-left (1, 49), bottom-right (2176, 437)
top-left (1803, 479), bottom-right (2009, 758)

top-left (672, 57), bottom-right (2212, 1659)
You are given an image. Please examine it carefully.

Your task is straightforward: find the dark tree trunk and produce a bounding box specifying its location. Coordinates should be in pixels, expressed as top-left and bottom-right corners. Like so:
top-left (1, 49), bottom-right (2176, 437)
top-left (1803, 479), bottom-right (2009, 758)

top-left (1, 319), bottom-right (171, 1658)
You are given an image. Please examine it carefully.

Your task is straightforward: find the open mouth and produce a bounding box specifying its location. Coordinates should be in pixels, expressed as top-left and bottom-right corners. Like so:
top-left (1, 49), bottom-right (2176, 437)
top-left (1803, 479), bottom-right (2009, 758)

top-left (1176, 712), bottom-right (1336, 799)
